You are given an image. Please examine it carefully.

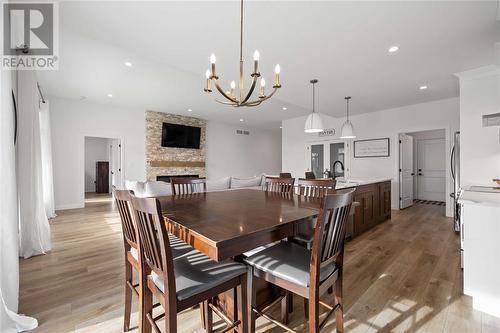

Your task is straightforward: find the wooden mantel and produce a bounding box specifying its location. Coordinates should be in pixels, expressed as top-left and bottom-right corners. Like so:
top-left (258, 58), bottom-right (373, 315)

top-left (149, 160), bottom-right (206, 168)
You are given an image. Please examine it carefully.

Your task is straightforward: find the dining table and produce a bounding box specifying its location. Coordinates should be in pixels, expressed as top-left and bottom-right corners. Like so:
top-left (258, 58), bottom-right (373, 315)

top-left (157, 188), bottom-right (357, 332)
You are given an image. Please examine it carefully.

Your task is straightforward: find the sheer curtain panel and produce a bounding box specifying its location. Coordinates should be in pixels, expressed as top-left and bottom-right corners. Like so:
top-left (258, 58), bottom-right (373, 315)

top-left (17, 70), bottom-right (52, 258)
top-left (0, 70), bottom-right (37, 331)
top-left (39, 101), bottom-right (56, 219)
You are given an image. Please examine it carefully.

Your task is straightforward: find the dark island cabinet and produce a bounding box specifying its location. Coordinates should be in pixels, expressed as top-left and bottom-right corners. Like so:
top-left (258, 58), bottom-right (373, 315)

top-left (352, 180), bottom-right (391, 237)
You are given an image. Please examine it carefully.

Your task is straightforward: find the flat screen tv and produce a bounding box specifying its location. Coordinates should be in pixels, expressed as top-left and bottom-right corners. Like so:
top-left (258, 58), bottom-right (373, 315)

top-left (161, 122), bottom-right (201, 149)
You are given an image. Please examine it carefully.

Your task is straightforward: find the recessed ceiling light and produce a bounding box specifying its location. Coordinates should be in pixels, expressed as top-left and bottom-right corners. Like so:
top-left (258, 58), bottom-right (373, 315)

top-left (419, 85), bottom-right (428, 90)
top-left (124, 61), bottom-right (132, 67)
top-left (282, 107), bottom-right (287, 111)
top-left (187, 108), bottom-right (192, 112)
top-left (388, 46), bottom-right (399, 53)
top-left (239, 118), bottom-right (244, 122)
top-left (107, 93), bottom-right (113, 97)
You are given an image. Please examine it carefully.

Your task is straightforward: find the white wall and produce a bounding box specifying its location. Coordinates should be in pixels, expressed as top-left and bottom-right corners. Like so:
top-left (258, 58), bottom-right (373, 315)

top-left (50, 98), bottom-right (146, 209)
top-left (84, 137), bottom-right (110, 192)
top-left (50, 98), bottom-right (282, 209)
top-left (457, 66), bottom-right (500, 187)
top-left (206, 121), bottom-right (281, 179)
top-left (282, 98), bottom-right (459, 215)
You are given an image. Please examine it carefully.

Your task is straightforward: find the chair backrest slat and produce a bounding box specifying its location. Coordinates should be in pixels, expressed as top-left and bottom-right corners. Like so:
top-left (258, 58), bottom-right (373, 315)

top-left (298, 179), bottom-right (336, 199)
top-left (265, 177), bottom-right (295, 194)
top-left (171, 178), bottom-right (207, 195)
top-left (114, 189), bottom-right (138, 250)
top-left (310, 189), bottom-right (354, 286)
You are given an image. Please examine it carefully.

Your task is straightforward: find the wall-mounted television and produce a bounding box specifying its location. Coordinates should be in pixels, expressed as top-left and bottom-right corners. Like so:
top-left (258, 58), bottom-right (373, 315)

top-left (161, 122), bottom-right (201, 149)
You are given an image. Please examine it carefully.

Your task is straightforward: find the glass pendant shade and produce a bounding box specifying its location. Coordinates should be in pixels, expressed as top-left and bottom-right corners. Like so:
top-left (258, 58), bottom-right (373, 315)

top-left (340, 119), bottom-right (356, 139)
top-left (304, 113), bottom-right (324, 133)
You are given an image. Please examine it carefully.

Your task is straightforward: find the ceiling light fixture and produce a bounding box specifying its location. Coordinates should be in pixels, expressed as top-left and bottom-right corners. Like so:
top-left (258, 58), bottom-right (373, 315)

top-left (107, 94), bottom-right (113, 97)
top-left (124, 61), bottom-right (132, 67)
top-left (304, 79), bottom-right (324, 133)
top-left (282, 107), bottom-right (287, 111)
top-left (239, 118), bottom-right (244, 122)
top-left (340, 96), bottom-right (356, 139)
top-left (419, 85), bottom-right (428, 90)
top-left (203, 0), bottom-right (281, 107)
top-left (388, 46), bottom-right (399, 53)
top-left (187, 108), bottom-right (193, 112)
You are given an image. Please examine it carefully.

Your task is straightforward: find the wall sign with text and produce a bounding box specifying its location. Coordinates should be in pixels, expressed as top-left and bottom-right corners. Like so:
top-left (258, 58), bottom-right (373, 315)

top-left (318, 128), bottom-right (335, 137)
top-left (354, 138), bottom-right (390, 158)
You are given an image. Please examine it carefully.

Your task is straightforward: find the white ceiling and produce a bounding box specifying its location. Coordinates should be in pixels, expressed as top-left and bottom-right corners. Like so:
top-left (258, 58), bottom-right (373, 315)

top-left (39, 1), bottom-right (500, 129)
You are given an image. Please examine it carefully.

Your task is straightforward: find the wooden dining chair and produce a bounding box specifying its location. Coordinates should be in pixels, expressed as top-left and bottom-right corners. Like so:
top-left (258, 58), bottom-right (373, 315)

top-left (294, 179), bottom-right (337, 248)
top-left (265, 177), bottom-right (295, 194)
top-left (280, 172), bottom-right (292, 178)
top-left (114, 189), bottom-right (201, 331)
top-left (305, 171), bottom-right (316, 180)
top-left (245, 189), bottom-right (354, 333)
top-left (130, 196), bottom-right (249, 333)
top-left (114, 189), bottom-right (140, 332)
top-left (171, 178), bottom-right (206, 195)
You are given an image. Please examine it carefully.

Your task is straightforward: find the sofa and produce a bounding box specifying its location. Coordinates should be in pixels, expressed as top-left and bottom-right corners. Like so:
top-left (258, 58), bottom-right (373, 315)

top-left (124, 174), bottom-right (277, 197)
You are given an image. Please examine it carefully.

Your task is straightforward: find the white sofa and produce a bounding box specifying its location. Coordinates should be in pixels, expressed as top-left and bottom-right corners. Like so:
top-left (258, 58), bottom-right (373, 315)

top-left (125, 174), bottom-right (277, 197)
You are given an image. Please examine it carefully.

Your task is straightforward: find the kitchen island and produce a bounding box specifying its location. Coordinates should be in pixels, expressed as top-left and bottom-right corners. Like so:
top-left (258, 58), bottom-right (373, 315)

top-left (335, 179), bottom-right (392, 237)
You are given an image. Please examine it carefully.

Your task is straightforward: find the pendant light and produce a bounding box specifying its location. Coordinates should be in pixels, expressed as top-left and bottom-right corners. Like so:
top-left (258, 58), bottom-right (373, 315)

top-left (340, 96), bottom-right (356, 139)
top-left (304, 79), bottom-right (324, 133)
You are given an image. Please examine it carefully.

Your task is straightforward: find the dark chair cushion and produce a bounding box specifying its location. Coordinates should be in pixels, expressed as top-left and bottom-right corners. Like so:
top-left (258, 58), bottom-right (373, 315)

top-left (244, 241), bottom-right (337, 287)
top-left (150, 250), bottom-right (247, 301)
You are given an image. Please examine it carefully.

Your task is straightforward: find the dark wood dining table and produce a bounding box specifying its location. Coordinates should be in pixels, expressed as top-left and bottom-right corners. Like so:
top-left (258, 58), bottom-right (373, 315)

top-left (158, 188), bottom-right (322, 262)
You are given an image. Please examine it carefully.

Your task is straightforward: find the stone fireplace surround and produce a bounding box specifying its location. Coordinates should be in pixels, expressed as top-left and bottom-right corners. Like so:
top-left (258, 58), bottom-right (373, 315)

top-left (146, 111), bottom-right (206, 181)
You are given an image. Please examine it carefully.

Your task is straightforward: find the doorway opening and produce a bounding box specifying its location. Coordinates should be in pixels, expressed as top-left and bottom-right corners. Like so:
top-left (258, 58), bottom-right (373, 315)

top-left (84, 136), bottom-right (122, 205)
top-left (399, 129), bottom-right (446, 212)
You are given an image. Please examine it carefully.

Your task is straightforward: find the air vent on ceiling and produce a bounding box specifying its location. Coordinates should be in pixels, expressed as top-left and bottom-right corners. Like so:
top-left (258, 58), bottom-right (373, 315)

top-left (483, 113), bottom-right (500, 127)
top-left (236, 129), bottom-right (250, 136)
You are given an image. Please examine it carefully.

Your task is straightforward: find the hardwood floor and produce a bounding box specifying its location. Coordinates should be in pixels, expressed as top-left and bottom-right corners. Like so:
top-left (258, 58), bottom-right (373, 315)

top-left (19, 199), bottom-right (500, 332)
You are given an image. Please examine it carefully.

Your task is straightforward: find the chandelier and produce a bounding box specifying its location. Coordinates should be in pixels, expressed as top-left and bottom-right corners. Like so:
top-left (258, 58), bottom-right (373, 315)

top-left (203, 0), bottom-right (281, 107)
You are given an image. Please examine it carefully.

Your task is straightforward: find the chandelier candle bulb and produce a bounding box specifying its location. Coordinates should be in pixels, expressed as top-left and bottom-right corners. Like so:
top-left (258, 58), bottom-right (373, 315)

top-left (210, 53), bottom-right (217, 78)
top-left (260, 78), bottom-right (266, 97)
top-left (274, 64), bottom-right (281, 87)
top-left (253, 50), bottom-right (260, 74)
top-left (204, 69), bottom-right (212, 92)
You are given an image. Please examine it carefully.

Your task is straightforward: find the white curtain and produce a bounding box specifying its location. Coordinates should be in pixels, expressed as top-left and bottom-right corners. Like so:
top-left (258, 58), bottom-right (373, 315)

top-left (17, 71), bottom-right (52, 259)
top-left (39, 101), bottom-right (56, 219)
top-left (0, 69), bottom-right (38, 331)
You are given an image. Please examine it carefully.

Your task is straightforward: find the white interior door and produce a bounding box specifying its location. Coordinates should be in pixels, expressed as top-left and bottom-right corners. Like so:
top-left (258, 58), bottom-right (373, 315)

top-left (417, 138), bottom-right (445, 201)
top-left (110, 139), bottom-right (122, 190)
top-left (399, 134), bottom-right (414, 209)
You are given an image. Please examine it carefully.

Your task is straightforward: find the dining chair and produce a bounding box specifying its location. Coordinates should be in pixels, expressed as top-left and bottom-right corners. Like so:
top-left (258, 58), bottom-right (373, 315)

top-left (280, 172), bottom-right (292, 178)
top-left (114, 189), bottom-right (140, 332)
top-left (245, 189), bottom-right (354, 333)
top-left (114, 189), bottom-right (201, 331)
top-left (171, 177), bottom-right (206, 195)
top-left (130, 196), bottom-right (249, 333)
top-left (305, 171), bottom-right (316, 180)
top-left (265, 177), bottom-right (295, 194)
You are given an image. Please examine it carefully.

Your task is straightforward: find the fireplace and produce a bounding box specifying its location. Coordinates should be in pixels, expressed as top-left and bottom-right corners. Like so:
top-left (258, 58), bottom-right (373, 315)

top-left (157, 175), bottom-right (199, 183)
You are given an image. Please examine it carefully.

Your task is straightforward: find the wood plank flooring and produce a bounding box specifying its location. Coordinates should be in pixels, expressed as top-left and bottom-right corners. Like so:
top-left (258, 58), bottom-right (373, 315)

top-left (19, 197), bottom-right (500, 332)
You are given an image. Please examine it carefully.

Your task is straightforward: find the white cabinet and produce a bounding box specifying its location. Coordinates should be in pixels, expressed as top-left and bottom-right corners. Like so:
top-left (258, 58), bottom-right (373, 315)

top-left (461, 190), bottom-right (500, 318)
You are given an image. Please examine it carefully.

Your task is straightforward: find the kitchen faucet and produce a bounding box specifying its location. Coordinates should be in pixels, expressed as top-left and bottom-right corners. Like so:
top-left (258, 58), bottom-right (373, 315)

top-left (332, 160), bottom-right (345, 179)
